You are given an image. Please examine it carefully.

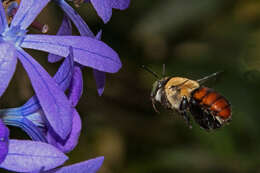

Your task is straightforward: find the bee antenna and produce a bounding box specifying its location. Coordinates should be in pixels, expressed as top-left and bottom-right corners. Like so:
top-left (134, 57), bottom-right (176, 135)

top-left (141, 65), bottom-right (160, 79)
top-left (162, 64), bottom-right (166, 77)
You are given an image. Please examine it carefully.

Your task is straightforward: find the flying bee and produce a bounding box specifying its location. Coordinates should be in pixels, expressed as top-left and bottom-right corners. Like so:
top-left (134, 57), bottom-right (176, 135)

top-left (142, 65), bottom-right (231, 130)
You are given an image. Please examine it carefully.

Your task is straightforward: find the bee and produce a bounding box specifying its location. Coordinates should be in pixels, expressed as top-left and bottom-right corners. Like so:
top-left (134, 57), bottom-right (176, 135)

top-left (142, 65), bottom-right (231, 130)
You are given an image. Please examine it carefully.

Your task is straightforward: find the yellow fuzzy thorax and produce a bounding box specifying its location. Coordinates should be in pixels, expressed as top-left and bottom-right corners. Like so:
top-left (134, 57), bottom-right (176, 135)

top-left (164, 77), bottom-right (200, 109)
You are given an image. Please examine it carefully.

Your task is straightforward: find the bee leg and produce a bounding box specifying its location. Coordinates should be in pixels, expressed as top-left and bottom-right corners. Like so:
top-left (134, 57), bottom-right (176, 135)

top-left (152, 99), bottom-right (160, 113)
top-left (152, 102), bottom-right (160, 113)
top-left (181, 110), bottom-right (192, 129)
top-left (180, 96), bottom-right (192, 129)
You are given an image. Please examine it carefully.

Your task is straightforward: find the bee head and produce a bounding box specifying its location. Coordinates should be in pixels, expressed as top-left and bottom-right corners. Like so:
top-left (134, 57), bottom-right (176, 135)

top-left (141, 64), bottom-right (169, 105)
top-left (151, 77), bottom-right (169, 101)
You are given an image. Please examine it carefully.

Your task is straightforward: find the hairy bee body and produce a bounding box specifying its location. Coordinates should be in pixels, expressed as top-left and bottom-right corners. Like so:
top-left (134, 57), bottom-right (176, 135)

top-left (150, 75), bottom-right (231, 130)
top-left (164, 77), bottom-right (199, 109)
top-left (192, 87), bottom-right (231, 120)
top-left (189, 87), bottom-right (231, 129)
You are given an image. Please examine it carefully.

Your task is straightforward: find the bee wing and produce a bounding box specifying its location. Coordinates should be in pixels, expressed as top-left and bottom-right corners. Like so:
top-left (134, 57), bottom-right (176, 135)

top-left (197, 71), bottom-right (224, 85)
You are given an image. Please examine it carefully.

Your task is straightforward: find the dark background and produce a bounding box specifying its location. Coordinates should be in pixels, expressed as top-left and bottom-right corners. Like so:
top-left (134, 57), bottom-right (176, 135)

top-left (2, 0), bottom-right (260, 172)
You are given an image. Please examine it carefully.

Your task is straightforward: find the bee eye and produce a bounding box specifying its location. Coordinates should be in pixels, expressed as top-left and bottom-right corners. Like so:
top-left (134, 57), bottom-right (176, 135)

top-left (157, 82), bottom-right (162, 88)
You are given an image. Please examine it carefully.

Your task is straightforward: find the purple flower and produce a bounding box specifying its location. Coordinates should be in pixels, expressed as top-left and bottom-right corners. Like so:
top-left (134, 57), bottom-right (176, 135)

top-left (0, 119), bottom-right (103, 173)
top-left (0, 120), bottom-right (68, 172)
top-left (0, 119), bottom-right (9, 164)
top-left (0, 0), bottom-right (72, 140)
top-left (37, 156), bottom-right (104, 173)
top-left (0, 133), bottom-right (103, 173)
top-left (0, 0), bottom-right (121, 138)
top-left (0, 49), bottom-right (104, 173)
top-left (1, 49), bottom-right (82, 153)
top-left (0, 130), bottom-right (103, 173)
top-left (47, 13), bottom-right (105, 95)
top-left (86, 0), bottom-right (130, 23)
top-left (64, 0), bottom-right (130, 23)
top-left (54, 0), bottom-right (130, 93)
top-left (0, 139), bottom-right (68, 172)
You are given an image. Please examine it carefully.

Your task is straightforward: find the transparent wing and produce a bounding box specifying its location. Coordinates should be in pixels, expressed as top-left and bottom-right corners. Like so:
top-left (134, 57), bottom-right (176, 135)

top-left (197, 71), bottom-right (224, 85)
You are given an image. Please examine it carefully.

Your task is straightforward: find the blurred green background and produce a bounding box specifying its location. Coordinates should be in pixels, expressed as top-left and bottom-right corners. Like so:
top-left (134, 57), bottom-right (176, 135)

top-left (2, 0), bottom-right (260, 172)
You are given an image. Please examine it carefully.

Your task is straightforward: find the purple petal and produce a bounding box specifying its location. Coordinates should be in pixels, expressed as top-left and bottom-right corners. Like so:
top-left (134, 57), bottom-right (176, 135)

top-left (93, 70), bottom-right (105, 96)
top-left (90, 0), bottom-right (112, 23)
top-left (16, 48), bottom-right (73, 139)
top-left (57, 0), bottom-right (95, 37)
top-left (0, 3), bottom-right (7, 33)
top-left (21, 34), bottom-right (122, 73)
top-left (68, 65), bottom-right (83, 107)
top-left (95, 30), bottom-right (102, 40)
top-left (45, 156), bottom-right (104, 173)
top-left (0, 120), bottom-right (9, 164)
top-left (23, 48), bottom-right (74, 110)
top-left (111, 0), bottom-right (130, 10)
top-left (20, 96), bottom-right (41, 114)
top-left (54, 15), bottom-right (72, 36)
top-left (0, 42), bottom-right (17, 98)
top-left (0, 140), bottom-right (68, 172)
top-left (0, 99), bottom-right (40, 125)
top-left (48, 15), bottom-right (72, 63)
top-left (19, 118), bottom-right (47, 142)
top-left (11, 0), bottom-right (50, 30)
top-left (2, 114), bottom-right (47, 142)
top-left (53, 47), bottom-right (74, 91)
top-left (46, 109), bottom-right (82, 153)
top-left (93, 30), bottom-right (105, 96)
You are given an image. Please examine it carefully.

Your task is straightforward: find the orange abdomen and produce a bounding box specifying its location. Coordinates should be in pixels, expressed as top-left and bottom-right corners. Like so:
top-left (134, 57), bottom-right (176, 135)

top-left (192, 87), bottom-right (231, 120)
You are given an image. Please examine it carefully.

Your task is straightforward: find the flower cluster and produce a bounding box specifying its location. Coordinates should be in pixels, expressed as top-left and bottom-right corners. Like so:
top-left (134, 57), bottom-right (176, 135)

top-left (0, 0), bottom-right (130, 172)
